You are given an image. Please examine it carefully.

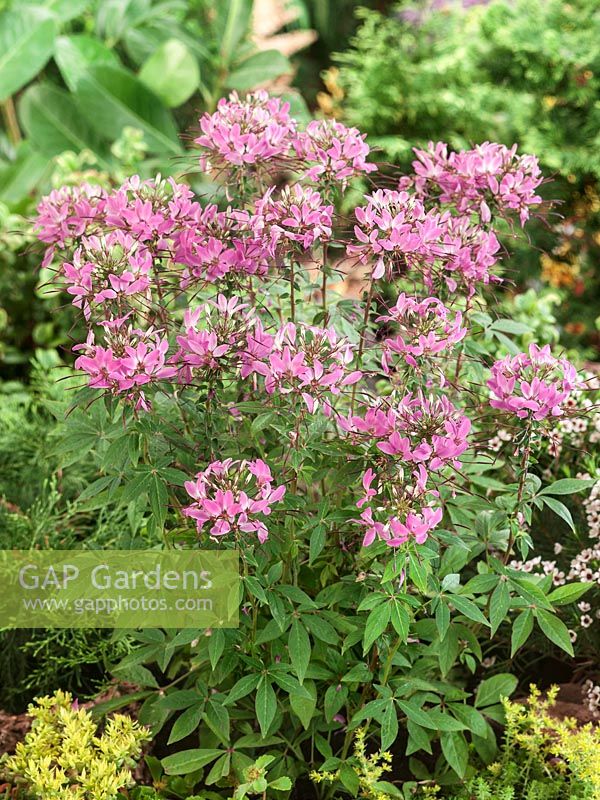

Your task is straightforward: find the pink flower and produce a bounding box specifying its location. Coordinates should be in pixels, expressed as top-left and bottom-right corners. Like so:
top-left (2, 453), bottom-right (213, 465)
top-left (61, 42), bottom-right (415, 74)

top-left (254, 185), bottom-right (333, 251)
top-left (488, 343), bottom-right (578, 421)
top-left (377, 293), bottom-right (467, 370)
top-left (353, 467), bottom-right (442, 548)
top-left (35, 183), bottom-right (106, 249)
top-left (242, 322), bottom-right (360, 413)
top-left (411, 141), bottom-right (543, 225)
top-left (172, 295), bottom-right (254, 382)
top-left (195, 90), bottom-right (297, 176)
top-left (183, 458), bottom-right (286, 543)
top-left (293, 119), bottom-right (377, 188)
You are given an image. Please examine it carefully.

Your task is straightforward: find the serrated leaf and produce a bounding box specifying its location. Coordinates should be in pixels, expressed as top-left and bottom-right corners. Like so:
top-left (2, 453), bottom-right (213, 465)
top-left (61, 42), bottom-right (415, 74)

top-left (536, 608), bottom-right (574, 656)
top-left (441, 730), bottom-right (468, 778)
top-left (255, 677), bottom-right (277, 737)
top-left (547, 582), bottom-right (593, 607)
top-left (168, 703), bottom-right (203, 745)
top-left (475, 674), bottom-right (518, 708)
top-left (489, 580), bottom-right (510, 636)
top-left (381, 701), bottom-right (399, 750)
top-left (511, 609), bottom-right (534, 656)
top-left (363, 602), bottom-right (391, 653)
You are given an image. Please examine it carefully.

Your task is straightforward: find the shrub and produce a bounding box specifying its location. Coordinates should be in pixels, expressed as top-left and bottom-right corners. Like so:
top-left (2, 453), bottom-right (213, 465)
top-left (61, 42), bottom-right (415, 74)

top-left (33, 91), bottom-right (597, 792)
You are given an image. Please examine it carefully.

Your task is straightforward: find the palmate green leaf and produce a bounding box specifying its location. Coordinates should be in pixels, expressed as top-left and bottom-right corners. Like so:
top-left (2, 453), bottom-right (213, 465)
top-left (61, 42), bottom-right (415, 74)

top-left (489, 579), bottom-right (511, 635)
top-left (440, 730), bottom-right (468, 779)
top-left (139, 39), bottom-right (199, 107)
top-left (511, 609), bottom-right (534, 656)
top-left (547, 582), bottom-right (593, 607)
top-left (162, 748), bottom-right (222, 775)
top-left (289, 680), bottom-right (316, 730)
top-left (380, 701), bottom-right (399, 751)
top-left (74, 65), bottom-right (181, 153)
top-left (538, 478), bottom-right (596, 496)
top-left (0, 6), bottom-right (56, 102)
top-left (535, 608), bottom-right (574, 656)
top-left (167, 702), bottom-right (203, 745)
top-left (54, 34), bottom-right (120, 92)
top-left (288, 618), bottom-right (311, 684)
top-left (540, 495), bottom-right (576, 532)
top-left (255, 677), bottom-right (277, 737)
top-left (475, 673), bottom-right (518, 709)
top-left (363, 601), bottom-right (391, 653)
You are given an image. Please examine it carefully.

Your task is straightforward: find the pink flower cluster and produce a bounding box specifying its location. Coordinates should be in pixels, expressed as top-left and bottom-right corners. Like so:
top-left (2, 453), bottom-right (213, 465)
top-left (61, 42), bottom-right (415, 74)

top-left (183, 458), bottom-right (286, 542)
top-left (341, 393), bottom-right (471, 472)
top-left (35, 183), bottom-right (106, 252)
top-left (254, 185), bottom-right (333, 250)
top-left (74, 323), bottom-right (176, 410)
top-left (294, 119), bottom-right (377, 188)
top-left (194, 92), bottom-right (376, 190)
top-left (173, 203), bottom-right (271, 287)
top-left (411, 141), bottom-right (543, 225)
top-left (242, 322), bottom-right (361, 413)
top-left (354, 467), bottom-right (442, 547)
top-left (62, 231), bottom-right (152, 320)
top-left (195, 91), bottom-right (296, 173)
top-left (348, 189), bottom-right (500, 290)
top-left (172, 295), bottom-right (254, 382)
top-left (488, 343), bottom-right (578, 421)
top-left (378, 293), bottom-right (467, 370)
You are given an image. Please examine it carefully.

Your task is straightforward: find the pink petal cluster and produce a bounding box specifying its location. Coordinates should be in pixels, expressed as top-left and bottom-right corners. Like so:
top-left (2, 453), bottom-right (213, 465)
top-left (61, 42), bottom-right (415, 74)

top-left (254, 185), bottom-right (333, 250)
top-left (354, 467), bottom-right (442, 547)
top-left (35, 183), bottom-right (106, 263)
top-left (377, 293), bottom-right (467, 370)
top-left (63, 231), bottom-right (152, 319)
top-left (293, 119), bottom-right (377, 188)
top-left (172, 295), bottom-right (254, 382)
top-left (411, 141), bottom-right (543, 225)
top-left (242, 322), bottom-right (361, 413)
top-left (74, 323), bottom-right (176, 409)
top-left (194, 90), bottom-right (297, 174)
top-left (341, 393), bottom-right (471, 471)
top-left (173, 203), bottom-right (271, 287)
top-left (488, 343), bottom-right (578, 421)
top-left (183, 458), bottom-right (286, 542)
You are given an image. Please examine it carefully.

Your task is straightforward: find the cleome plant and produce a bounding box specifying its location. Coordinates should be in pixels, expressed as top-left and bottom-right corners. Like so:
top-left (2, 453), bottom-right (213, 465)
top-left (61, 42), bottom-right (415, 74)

top-left (31, 90), bottom-right (597, 792)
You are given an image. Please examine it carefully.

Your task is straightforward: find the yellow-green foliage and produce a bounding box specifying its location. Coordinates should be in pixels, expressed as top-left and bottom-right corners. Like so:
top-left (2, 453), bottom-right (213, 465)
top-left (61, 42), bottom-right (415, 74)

top-left (2, 689), bottom-right (150, 800)
top-left (311, 726), bottom-right (395, 800)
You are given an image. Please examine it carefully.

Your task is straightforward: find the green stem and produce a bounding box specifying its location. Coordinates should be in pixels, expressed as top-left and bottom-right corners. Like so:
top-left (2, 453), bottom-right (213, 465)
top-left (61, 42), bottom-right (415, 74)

top-left (350, 279), bottom-right (375, 414)
top-left (1, 97), bottom-right (21, 146)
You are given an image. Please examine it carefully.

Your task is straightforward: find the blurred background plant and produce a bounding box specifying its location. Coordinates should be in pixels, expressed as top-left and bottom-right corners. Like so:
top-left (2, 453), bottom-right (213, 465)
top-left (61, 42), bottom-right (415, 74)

top-left (324, 0), bottom-right (600, 355)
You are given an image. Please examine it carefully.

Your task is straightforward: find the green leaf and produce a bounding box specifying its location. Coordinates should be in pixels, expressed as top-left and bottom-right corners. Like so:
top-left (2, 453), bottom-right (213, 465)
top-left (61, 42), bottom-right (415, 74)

top-left (309, 524), bottom-right (326, 564)
top-left (255, 677), bottom-right (277, 738)
top-left (139, 39), bottom-right (199, 107)
top-left (303, 614), bottom-right (339, 645)
top-left (219, 0), bottom-right (252, 64)
top-left (227, 50), bottom-right (291, 91)
top-left (547, 582), bottom-right (593, 607)
top-left (208, 629), bottom-right (225, 670)
top-left (324, 683), bottom-right (347, 722)
top-left (448, 704), bottom-right (488, 738)
top-left (536, 609), bottom-right (574, 656)
top-left (44, 0), bottom-right (90, 22)
top-left (450, 595), bottom-right (489, 626)
top-left (54, 34), bottom-right (120, 92)
top-left (397, 700), bottom-right (437, 730)
top-left (162, 748), bottom-right (222, 775)
top-left (205, 699), bottom-right (230, 744)
top-left (435, 600), bottom-right (450, 640)
top-left (168, 703), bottom-right (203, 745)
top-left (381, 701), bottom-right (399, 751)
top-left (19, 83), bottom-right (108, 161)
top-left (288, 618), bottom-right (311, 684)
top-left (0, 7), bottom-right (56, 102)
top-left (489, 580), bottom-right (510, 636)
top-left (74, 64), bottom-right (181, 153)
top-left (440, 730), bottom-right (468, 779)
top-left (511, 609), bottom-right (534, 656)
top-left (541, 496), bottom-right (576, 532)
top-left (538, 478), bottom-right (595, 496)
top-left (475, 674), bottom-right (518, 709)
top-left (223, 673), bottom-right (261, 706)
top-left (289, 680), bottom-right (316, 730)
top-left (363, 602), bottom-right (391, 653)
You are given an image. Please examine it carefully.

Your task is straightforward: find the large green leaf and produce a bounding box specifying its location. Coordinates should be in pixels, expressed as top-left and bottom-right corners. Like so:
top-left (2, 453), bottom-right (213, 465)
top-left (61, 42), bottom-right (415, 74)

top-left (73, 64), bottom-right (181, 154)
top-left (43, 0), bottom-right (90, 22)
top-left (18, 83), bottom-right (109, 162)
top-left (0, 6), bottom-right (57, 101)
top-left (54, 35), bottom-right (120, 92)
top-left (227, 50), bottom-right (291, 91)
top-left (139, 39), bottom-right (199, 107)
top-left (161, 748), bottom-right (222, 775)
top-left (0, 141), bottom-right (51, 205)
